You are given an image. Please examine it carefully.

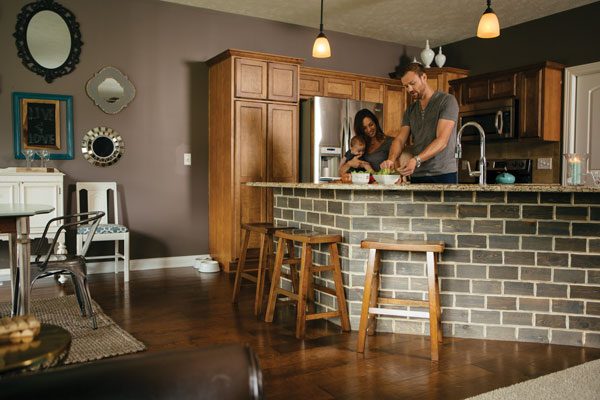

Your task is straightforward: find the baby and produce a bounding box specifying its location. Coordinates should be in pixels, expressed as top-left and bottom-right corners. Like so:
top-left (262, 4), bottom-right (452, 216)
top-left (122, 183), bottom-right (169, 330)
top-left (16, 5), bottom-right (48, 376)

top-left (339, 136), bottom-right (374, 174)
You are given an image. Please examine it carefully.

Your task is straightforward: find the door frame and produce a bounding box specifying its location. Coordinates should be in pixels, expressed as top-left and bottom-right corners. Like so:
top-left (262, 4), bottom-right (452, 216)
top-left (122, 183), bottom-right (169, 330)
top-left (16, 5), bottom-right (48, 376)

top-left (562, 60), bottom-right (600, 183)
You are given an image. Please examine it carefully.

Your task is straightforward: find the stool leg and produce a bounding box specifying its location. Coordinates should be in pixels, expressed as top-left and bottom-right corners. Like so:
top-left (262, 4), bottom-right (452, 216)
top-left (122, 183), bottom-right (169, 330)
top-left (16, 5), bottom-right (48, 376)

top-left (286, 240), bottom-right (299, 294)
top-left (232, 228), bottom-right (251, 304)
top-left (329, 242), bottom-right (350, 332)
top-left (265, 237), bottom-right (286, 323)
top-left (357, 248), bottom-right (379, 353)
top-left (426, 251), bottom-right (441, 361)
top-left (295, 243), bottom-right (312, 339)
top-left (367, 249), bottom-right (381, 336)
top-left (254, 233), bottom-right (269, 316)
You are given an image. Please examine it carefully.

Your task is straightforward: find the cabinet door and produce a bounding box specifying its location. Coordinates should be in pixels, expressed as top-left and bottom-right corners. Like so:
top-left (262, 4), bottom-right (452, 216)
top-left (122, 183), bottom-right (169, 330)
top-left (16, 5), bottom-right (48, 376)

top-left (268, 103), bottom-right (298, 183)
top-left (0, 183), bottom-right (19, 204)
top-left (235, 101), bottom-right (269, 252)
top-left (463, 79), bottom-right (489, 103)
top-left (383, 85), bottom-right (406, 137)
top-left (360, 82), bottom-right (384, 103)
top-left (519, 69), bottom-right (542, 139)
top-left (20, 182), bottom-right (61, 231)
top-left (323, 77), bottom-right (358, 99)
top-left (268, 63), bottom-right (298, 102)
top-left (235, 58), bottom-right (267, 100)
top-left (490, 73), bottom-right (517, 99)
top-left (300, 74), bottom-right (324, 97)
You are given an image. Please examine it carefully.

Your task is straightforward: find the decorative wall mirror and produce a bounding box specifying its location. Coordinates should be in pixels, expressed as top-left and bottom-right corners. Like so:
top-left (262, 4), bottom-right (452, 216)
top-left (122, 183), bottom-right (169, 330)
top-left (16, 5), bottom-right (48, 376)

top-left (81, 127), bottom-right (125, 167)
top-left (14, 0), bottom-right (83, 83)
top-left (86, 66), bottom-right (136, 114)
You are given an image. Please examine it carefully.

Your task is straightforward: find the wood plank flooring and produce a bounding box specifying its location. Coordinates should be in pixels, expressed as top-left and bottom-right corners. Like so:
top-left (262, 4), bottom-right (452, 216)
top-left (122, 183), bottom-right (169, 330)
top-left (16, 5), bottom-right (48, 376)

top-left (2, 267), bottom-right (599, 399)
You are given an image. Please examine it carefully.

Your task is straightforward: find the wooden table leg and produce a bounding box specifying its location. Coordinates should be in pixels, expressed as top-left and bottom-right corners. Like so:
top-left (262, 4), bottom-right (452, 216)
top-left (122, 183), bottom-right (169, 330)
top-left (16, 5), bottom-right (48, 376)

top-left (16, 216), bottom-right (31, 316)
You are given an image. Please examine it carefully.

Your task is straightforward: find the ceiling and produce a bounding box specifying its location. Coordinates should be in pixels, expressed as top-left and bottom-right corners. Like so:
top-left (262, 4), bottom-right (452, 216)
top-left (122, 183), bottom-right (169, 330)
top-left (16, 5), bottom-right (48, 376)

top-left (160, 0), bottom-right (596, 47)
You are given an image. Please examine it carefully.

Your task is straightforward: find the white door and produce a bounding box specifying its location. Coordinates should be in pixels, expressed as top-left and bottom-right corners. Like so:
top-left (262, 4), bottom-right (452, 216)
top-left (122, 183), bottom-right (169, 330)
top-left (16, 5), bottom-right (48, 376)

top-left (20, 182), bottom-right (60, 232)
top-left (0, 183), bottom-right (19, 204)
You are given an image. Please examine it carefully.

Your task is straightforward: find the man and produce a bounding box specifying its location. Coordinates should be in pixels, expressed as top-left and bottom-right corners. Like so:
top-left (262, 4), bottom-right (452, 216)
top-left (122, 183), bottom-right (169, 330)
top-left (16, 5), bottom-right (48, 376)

top-left (381, 62), bottom-right (459, 183)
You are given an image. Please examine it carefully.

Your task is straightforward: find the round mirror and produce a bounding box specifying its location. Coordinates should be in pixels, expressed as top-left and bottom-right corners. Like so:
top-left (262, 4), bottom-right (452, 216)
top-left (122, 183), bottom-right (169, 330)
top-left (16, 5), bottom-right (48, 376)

top-left (14, 0), bottom-right (83, 83)
top-left (86, 66), bottom-right (136, 114)
top-left (81, 127), bottom-right (124, 167)
top-left (26, 10), bottom-right (71, 69)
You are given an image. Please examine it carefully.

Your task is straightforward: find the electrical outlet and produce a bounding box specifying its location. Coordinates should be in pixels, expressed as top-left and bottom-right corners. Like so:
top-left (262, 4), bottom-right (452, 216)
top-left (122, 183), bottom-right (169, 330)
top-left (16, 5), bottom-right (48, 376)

top-left (538, 157), bottom-right (552, 170)
top-left (184, 153), bottom-right (192, 166)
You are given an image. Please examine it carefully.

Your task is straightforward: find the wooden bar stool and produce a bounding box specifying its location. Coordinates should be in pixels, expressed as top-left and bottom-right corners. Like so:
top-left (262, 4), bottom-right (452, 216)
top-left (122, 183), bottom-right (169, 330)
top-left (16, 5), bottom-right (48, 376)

top-left (357, 239), bottom-right (445, 361)
top-left (231, 223), bottom-right (294, 316)
top-left (264, 229), bottom-right (351, 339)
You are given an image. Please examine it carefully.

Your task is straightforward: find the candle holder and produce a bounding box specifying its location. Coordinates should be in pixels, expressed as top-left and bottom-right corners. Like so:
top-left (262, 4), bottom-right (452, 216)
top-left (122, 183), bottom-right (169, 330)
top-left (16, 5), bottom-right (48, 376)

top-left (564, 153), bottom-right (588, 186)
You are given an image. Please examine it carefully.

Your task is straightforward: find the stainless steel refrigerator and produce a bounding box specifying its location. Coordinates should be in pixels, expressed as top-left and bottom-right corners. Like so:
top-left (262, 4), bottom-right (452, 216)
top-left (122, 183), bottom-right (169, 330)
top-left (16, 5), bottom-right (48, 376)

top-left (300, 97), bottom-right (384, 183)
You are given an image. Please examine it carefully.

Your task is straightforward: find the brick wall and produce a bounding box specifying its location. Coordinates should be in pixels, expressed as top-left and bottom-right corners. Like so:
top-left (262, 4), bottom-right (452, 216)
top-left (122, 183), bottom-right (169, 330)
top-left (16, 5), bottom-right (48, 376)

top-left (272, 187), bottom-right (600, 348)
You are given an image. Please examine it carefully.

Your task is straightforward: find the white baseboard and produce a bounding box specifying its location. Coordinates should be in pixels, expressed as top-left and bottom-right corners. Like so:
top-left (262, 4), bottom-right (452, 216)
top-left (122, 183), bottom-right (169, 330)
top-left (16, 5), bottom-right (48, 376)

top-left (0, 254), bottom-right (210, 282)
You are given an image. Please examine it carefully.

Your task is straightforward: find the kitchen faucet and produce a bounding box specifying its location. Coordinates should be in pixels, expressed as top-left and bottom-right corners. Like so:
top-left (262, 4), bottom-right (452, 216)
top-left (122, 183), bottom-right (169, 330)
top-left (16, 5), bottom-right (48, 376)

top-left (455, 122), bottom-right (486, 186)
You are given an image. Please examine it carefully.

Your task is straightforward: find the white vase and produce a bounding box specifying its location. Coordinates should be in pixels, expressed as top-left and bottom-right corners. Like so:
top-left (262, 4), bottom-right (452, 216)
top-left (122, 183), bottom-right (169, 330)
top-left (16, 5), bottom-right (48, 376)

top-left (420, 40), bottom-right (435, 68)
top-left (435, 46), bottom-right (446, 67)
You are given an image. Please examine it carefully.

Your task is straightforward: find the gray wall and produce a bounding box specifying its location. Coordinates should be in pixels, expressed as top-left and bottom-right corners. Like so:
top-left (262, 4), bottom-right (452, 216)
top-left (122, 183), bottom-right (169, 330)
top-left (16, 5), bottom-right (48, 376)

top-left (0, 0), bottom-right (416, 259)
top-left (443, 2), bottom-right (600, 75)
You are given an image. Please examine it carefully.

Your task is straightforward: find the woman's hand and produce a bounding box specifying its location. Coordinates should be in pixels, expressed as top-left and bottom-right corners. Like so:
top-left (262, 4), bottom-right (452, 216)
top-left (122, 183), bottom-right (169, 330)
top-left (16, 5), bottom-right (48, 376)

top-left (380, 159), bottom-right (395, 170)
top-left (360, 161), bottom-right (374, 173)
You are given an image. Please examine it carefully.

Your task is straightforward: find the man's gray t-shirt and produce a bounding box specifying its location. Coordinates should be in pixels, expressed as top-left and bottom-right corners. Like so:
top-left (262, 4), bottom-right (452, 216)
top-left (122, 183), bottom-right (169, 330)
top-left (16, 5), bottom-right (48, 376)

top-left (401, 91), bottom-right (459, 177)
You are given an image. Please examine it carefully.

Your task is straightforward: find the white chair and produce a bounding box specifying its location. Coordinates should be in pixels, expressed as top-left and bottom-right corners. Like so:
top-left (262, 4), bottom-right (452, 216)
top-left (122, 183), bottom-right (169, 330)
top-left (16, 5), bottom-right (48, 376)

top-left (76, 182), bottom-right (130, 282)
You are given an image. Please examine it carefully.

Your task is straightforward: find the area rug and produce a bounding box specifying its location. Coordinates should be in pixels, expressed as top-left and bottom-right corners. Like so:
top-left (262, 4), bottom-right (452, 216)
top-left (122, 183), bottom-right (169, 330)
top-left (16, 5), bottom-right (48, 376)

top-left (0, 295), bottom-right (146, 365)
top-left (467, 358), bottom-right (600, 400)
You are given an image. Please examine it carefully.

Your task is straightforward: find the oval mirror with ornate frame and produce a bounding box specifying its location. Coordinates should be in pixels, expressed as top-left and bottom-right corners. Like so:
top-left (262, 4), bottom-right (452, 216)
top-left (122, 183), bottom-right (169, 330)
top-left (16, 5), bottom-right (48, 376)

top-left (81, 127), bottom-right (124, 167)
top-left (14, 0), bottom-right (83, 83)
top-left (86, 66), bottom-right (136, 114)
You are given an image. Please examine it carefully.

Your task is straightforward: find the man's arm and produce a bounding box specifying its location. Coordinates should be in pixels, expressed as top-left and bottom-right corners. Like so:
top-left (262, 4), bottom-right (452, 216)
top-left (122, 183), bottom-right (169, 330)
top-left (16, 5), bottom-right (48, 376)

top-left (380, 125), bottom-right (410, 169)
top-left (399, 118), bottom-right (455, 176)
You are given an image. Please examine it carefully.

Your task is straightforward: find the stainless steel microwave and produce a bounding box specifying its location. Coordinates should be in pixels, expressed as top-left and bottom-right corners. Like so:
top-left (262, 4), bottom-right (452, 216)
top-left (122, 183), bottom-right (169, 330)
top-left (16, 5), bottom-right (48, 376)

top-left (458, 98), bottom-right (516, 141)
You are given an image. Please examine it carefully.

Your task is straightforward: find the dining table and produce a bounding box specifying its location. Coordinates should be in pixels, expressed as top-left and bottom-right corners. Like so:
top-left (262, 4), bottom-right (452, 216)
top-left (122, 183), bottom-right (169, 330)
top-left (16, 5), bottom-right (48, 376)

top-left (0, 204), bottom-right (54, 316)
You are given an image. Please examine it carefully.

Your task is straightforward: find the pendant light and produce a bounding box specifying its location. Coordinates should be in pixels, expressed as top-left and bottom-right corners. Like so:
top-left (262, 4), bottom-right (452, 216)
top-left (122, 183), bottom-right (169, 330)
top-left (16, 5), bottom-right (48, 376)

top-left (477, 0), bottom-right (500, 38)
top-left (312, 0), bottom-right (331, 58)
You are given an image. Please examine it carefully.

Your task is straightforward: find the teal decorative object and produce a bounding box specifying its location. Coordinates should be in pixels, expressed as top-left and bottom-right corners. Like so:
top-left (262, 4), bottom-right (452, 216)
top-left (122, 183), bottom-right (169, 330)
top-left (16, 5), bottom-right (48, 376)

top-left (495, 171), bottom-right (515, 184)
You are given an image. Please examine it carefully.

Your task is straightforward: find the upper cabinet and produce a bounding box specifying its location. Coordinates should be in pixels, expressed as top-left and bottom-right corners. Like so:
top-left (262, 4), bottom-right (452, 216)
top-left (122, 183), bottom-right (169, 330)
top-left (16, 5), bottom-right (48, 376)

top-left (423, 67), bottom-right (469, 95)
top-left (234, 54), bottom-right (299, 102)
top-left (450, 61), bottom-right (564, 141)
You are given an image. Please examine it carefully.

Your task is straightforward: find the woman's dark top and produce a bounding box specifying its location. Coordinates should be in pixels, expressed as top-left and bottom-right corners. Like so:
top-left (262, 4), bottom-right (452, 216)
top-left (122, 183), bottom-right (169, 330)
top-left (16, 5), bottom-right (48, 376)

top-left (361, 136), bottom-right (393, 172)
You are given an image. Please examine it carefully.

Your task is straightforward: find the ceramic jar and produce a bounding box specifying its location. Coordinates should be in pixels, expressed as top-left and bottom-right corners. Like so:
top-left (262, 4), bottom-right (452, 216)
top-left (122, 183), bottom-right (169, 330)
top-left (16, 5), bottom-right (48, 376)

top-left (420, 40), bottom-right (434, 68)
top-left (434, 46), bottom-right (446, 67)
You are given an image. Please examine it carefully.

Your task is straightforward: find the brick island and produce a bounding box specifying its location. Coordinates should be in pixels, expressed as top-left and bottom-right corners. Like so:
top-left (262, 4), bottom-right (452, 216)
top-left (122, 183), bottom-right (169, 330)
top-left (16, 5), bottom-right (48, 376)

top-left (248, 182), bottom-right (600, 348)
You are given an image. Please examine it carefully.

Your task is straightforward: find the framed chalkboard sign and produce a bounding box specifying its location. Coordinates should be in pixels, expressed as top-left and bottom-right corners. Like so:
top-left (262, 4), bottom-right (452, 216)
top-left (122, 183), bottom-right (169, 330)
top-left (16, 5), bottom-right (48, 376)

top-left (12, 92), bottom-right (74, 160)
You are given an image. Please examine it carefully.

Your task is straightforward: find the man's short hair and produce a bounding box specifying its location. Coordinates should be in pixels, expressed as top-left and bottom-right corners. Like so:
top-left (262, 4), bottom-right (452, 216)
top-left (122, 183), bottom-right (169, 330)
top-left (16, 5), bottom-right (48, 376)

top-left (400, 62), bottom-right (426, 78)
top-left (350, 135), bottom-right (366, 147)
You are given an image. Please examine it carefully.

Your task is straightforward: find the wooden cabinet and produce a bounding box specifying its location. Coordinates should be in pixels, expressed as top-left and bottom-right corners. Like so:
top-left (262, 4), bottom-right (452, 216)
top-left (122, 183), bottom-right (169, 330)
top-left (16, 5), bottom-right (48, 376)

top-left (323, 77), bottom-right (357, 99)
top-left (360, 82), bottom-right (384, 103)
top-left (450, 62), bottom-right (564, 141)
top-left (424, 67), bottom-right (468, 94)
top-left (383, 85), bottom-right (406, 137)
top-left (0, 168), bottom-right (66, 251)
top-left (208, 50), bottom-right (302, 272)
top-left (299, 74), bottom-right (324, 97)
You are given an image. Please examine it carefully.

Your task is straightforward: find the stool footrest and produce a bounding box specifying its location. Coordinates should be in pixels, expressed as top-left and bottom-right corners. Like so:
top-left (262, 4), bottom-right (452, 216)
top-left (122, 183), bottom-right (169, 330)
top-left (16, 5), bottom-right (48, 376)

top-left (312, 283), bottom-right (337, 297)
top-left (368, 307), bottom-right (430, 319)
top-left (310, 265), bottom-right (334, 273)
top-left (282, 258), bottom-right (301, 265)
top-left (378, 298), bottom-right (429, 308)
top-left (276, 288), bottom-right (298, 300)
top-left (305, 311), bottom-right (340, 321)
top-left (240, 273), bottom-right (258, 283)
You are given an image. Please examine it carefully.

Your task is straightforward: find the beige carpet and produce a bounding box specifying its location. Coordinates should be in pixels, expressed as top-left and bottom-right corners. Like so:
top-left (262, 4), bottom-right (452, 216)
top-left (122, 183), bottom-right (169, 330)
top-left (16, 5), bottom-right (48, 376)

top-left (468, 358), bottom-right (600, 400)
top-left (0, 295), bottom-right (146, 365)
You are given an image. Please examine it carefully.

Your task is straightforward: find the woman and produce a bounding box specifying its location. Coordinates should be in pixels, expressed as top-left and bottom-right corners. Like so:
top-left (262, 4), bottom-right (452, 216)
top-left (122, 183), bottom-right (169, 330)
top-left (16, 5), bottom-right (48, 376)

top-left (338, 109), bottom-right (393, 179)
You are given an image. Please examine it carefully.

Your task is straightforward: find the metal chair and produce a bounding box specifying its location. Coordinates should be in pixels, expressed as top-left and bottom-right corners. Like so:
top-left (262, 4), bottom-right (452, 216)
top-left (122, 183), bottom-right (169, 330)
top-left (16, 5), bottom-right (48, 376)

top-left (11, 211), bottom-right (105, 329)
top-left (76, 182), bottom-right (130, 282)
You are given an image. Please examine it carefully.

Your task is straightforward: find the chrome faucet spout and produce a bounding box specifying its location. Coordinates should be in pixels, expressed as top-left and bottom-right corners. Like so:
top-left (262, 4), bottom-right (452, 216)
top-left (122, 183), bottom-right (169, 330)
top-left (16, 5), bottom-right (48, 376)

top-left (456, 122), bottom-right (486, 186)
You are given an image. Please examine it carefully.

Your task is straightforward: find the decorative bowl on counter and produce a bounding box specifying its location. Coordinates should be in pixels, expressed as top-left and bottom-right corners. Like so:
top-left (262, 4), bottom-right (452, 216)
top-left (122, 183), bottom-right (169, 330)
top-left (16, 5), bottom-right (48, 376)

top-left (373, 174), bottom-right (401, 185)
top-left (351, 172), bottom-right (370, 184)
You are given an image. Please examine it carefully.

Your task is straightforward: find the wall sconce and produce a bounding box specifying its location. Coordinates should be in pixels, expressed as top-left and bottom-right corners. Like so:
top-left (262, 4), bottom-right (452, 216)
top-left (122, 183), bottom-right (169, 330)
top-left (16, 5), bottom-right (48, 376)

top-left (477, 0), bottom-right (500, 38)
top-left (312, 0), bottom-right (331, 58)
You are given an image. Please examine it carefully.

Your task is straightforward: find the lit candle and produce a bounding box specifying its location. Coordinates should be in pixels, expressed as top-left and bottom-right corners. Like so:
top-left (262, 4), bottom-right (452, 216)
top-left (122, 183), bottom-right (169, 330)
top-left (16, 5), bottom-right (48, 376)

top-left (570, 157), bottom-right (581, 185)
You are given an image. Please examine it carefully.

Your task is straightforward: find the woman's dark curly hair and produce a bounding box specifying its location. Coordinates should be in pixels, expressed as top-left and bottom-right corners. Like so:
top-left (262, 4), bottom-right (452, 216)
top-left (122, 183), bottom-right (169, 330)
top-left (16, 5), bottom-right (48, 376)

top-left (353, 109), bottom-right (386, 149)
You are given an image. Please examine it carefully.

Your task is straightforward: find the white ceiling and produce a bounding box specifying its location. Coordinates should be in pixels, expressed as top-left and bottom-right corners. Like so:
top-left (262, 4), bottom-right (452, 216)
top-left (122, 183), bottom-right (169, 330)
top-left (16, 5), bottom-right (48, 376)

top-left (160, 0), bottom-right (596, 47)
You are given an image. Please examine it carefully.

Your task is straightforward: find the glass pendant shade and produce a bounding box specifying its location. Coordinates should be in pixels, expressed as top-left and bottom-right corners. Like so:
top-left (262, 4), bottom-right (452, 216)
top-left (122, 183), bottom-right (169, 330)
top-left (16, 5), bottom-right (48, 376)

top-left (312, 32), bottom-right (331, 58)
top-left (477, 1), bottom-right (500, 38)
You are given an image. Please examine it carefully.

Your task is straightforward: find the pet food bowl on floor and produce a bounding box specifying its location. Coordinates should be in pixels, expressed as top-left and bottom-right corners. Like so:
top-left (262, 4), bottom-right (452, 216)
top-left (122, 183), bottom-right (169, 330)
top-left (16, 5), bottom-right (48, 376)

top-left (194, 258), bottom-right (220, 273)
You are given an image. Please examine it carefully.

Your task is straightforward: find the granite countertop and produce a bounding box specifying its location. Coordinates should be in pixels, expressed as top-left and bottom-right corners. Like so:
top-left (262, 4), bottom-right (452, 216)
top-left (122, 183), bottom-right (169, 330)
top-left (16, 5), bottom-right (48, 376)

top-left (247, 182), bottom-right (600, 193)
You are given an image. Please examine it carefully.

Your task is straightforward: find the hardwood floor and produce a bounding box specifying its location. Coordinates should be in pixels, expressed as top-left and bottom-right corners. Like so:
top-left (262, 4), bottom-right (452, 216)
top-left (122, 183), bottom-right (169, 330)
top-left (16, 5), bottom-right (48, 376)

top-left (2, 267), bottom-right (599, 399)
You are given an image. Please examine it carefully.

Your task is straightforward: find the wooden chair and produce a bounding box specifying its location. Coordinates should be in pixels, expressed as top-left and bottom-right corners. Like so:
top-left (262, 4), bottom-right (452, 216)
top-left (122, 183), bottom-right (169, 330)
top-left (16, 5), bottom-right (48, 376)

top-left (76, 182), bottom-right (130, 282)
top-left (264, 229), bottom-right (350, 339)
top-left (231, 223), bottom-right (294, 316)
top-left (357, 239), bottom-right (445, 361)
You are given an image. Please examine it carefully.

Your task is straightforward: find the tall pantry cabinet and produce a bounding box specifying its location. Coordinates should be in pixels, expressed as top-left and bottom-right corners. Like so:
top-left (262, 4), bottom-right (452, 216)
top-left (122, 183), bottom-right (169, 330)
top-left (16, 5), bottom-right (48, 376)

top-left (207, 50), bottom-right (303, 272)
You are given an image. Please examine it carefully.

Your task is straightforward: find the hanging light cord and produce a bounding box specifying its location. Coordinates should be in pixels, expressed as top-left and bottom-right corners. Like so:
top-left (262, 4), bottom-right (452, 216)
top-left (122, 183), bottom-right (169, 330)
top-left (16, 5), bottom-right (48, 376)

top-left (319, 0), bottom-right (324, 33)
top-left (485, 0), bottom-right (493, 12)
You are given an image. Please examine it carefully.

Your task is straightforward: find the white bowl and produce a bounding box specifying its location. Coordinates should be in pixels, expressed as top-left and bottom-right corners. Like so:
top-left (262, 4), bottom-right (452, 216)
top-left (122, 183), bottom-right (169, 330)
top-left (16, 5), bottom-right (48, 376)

top-left (195, 258), bottom-right (220, 273)
top-left (351, 172), bottom-right (370, 184)
top-left (373, 174), bottom-right (401, 185)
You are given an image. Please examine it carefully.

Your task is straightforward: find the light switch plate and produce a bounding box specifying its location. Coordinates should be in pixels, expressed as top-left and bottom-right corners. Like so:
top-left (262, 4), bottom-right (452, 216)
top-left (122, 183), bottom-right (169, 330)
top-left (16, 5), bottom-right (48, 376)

top-left (184, 153), bottom-right (192, 166)
top-left (538, 158), bottom-right (552, 170)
